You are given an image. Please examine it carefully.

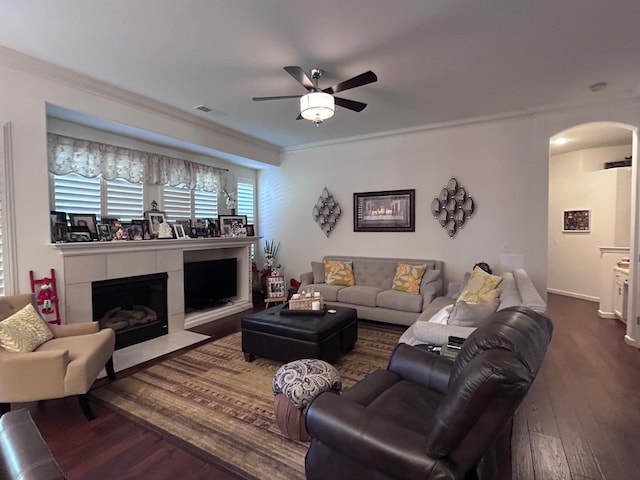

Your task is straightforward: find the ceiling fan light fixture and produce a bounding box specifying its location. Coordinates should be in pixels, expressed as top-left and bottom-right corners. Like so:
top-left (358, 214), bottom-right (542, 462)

top-left (300, 92), bottom-right (335, 124)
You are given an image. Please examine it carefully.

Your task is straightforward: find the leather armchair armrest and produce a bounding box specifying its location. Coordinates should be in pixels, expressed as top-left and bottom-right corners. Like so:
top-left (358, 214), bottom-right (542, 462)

top-left (387, 343), bottom-right (452, 395)
top-left (49, 322), bottom-right (100, 338)
top-left (0, 350), bottom-right (69, 401)
top-left (306, 393), bottom-right (453, 480)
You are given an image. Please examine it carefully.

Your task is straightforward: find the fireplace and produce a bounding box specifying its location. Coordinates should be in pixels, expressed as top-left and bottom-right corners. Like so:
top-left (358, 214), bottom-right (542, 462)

top-left (92, 273), bottom-right (168, 350)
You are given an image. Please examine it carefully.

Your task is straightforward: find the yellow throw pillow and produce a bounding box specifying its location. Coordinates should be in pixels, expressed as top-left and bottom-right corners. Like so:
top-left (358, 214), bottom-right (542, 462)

top-left (457, 266), bottom-right (503, 304)
top-left (392, 263), bottom-right (427, 294)
top-left (324, 260), bottom-right (355, 286)
top-left (0, 303), bottom-right (54, 353)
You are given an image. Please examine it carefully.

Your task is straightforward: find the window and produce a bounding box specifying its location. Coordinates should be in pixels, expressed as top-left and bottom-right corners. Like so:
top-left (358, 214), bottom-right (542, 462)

top-left (163, 185), bottom-right (192, 221)
top-left (105, 178), bottom-right (144, 221)
top-left (163, 185), bottom-right (218, 222)
top-left (237, 179), bottom-right (255, 226)
top-left (52, 172), bottom-right (143, 220)
top-left (237, 178), bottom-right (255, 256)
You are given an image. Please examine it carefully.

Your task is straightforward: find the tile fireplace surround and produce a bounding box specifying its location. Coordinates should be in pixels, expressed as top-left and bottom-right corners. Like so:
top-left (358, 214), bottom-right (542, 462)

top-left (54, 237), bottom-right (257, 332)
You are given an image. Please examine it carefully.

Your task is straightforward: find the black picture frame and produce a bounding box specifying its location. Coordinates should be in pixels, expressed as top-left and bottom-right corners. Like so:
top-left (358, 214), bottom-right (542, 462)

top-left (50, 211), bottom-right (67, 243)
top-left (353, 189), bottom-right (415, 232)
top-left (563, 209), bottom-right (591, 233)
top-left (69, 213), bottom-right (98, 239)
top-left (218, 215), bottom-right (247, 237)
top-left (96, 223), bottom-right (112, 241)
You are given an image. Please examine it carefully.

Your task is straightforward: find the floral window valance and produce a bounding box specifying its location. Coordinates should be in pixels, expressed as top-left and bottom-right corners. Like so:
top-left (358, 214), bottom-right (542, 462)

top-left (47, 133), bottom-right (222, 192)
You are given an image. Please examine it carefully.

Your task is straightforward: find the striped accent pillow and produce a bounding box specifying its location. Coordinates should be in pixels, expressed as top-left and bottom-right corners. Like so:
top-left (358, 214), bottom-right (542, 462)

top-left (0, 303), bottom-right (54, 353)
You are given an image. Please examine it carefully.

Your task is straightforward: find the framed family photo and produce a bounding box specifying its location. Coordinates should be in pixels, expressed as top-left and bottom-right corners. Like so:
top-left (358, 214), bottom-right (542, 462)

top-left (353, 189), bottom-right (415, 232)
top-left (218, 215), bottom-right (247, 237)
top-left (145, 211), bottom-right (167, 237)
top-left (69, 213), bottom-right (98, 239)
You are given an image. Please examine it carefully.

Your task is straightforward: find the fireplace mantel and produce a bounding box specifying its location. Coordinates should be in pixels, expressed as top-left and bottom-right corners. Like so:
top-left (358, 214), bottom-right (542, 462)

top-left (52, 236), bottom-right (259, 256)
top-left (55, 237), bottom-right (259, 332)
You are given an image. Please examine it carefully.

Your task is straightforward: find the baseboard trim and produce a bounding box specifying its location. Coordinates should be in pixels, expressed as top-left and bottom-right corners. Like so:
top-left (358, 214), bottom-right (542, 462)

top-left (547, 288), bottom-right (599, 303)
top-left (598, 310), bottom-right (617, 319)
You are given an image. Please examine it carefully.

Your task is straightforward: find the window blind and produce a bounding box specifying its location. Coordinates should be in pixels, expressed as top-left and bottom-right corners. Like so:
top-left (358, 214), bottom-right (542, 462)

top-left (237, 179), bottom-right (255, 256)
top-left (53, 173), bottom-right (101, 215)
top-left (163, 185), bottom-right (192, 222)
top-left (105, 178), bottom-right (143, 221)
top-left (194, 189), bottom-right (218, 219)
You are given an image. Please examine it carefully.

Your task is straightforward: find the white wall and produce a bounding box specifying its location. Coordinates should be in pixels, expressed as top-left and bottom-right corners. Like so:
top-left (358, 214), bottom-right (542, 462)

top-left (548, 145), bottom-right (632, 300)
top-left (260, 116), bottom-right (548, 291)
top-left (259, 101), bottom-right (640, 298)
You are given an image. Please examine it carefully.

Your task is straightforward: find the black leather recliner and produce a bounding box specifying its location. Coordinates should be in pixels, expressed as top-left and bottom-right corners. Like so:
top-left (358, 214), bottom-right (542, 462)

top-left (305, 306), bottom-right (553, 480)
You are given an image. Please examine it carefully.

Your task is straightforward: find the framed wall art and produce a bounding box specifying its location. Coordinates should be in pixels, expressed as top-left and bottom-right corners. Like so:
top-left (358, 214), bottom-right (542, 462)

top-left (353, 189), bottom-right (415, 232)
top-left (563, 209), bottom-right (590, 233)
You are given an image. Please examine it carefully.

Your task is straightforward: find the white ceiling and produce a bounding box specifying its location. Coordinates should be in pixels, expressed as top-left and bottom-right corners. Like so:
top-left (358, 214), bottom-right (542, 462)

top-left (2, 0), bottom-right (640, 150)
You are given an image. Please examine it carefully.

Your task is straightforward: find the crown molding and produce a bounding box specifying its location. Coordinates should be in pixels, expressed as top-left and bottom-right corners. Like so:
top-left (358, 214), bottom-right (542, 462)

top-left (284, 91), bottom-right (640, 153)
top-left (283, 110), bottom-right (533, 153)
top-left (0, 45), bottom-right (280, 156)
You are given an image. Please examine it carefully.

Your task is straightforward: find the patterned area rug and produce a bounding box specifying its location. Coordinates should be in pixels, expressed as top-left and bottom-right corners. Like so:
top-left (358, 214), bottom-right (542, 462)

top-left (92, 321), bottom-right (404, 480)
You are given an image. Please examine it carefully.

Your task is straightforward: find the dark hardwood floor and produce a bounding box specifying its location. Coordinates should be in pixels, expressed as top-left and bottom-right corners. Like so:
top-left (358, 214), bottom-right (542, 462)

top-left (13, 294), bottom-right (640, 479)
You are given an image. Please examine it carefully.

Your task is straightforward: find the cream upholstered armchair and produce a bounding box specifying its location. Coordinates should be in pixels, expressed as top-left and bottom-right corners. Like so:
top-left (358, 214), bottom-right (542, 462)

top-left (0, 294), bottom-right (116, 420)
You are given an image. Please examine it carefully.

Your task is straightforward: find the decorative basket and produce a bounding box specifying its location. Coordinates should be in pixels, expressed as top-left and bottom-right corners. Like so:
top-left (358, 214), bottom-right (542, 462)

top-left (289, 295), bottom-right (324, 311)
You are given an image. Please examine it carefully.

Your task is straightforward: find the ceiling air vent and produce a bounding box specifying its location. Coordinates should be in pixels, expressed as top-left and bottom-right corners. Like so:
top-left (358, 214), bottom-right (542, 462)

top-left (194, 105), bottom-right (214, 113)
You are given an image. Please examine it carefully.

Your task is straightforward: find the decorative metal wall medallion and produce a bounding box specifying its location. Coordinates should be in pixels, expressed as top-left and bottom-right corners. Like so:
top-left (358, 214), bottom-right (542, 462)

top-left (431, 177), bottom-right (475, 238)
top-left (312, 187), bottom-right (341, 237)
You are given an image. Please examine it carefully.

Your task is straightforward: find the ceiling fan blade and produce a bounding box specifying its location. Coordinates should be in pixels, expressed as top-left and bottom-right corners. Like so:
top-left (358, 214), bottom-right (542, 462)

top-left (323, 70), bottom-right (377, 94)
top-left (334, 96), bottom-right (367, 112)
top-left (252, 95), bottom-right (302, 101)
top-left (284, 66), bottom-right (317, 92)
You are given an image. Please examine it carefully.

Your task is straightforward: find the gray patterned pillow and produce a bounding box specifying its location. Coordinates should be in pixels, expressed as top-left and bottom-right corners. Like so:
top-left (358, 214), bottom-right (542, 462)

top-left (0, 303), bottom-right (54, 353)
top-left (448, 298), bottom-right (500, 327)
top-left (273, 359), bottom-right (341, 409)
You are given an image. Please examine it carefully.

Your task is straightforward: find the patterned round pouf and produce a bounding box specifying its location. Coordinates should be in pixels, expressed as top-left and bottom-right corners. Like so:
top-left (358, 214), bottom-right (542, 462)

top-left (272, 358), bottom-right (341, 442)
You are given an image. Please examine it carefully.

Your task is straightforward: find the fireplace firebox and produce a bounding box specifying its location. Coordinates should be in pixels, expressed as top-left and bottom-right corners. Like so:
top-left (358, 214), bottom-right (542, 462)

top-left (92, 273), bottom-right (168, 350)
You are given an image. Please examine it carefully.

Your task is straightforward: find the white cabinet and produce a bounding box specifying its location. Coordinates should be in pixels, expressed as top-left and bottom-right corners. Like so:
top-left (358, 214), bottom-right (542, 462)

top-left (613, 267), bottom-right (629, 323)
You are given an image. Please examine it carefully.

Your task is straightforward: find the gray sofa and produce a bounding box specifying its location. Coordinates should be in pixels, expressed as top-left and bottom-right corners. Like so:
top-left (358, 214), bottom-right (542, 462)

top-left (398, 268), bottom-right (546, 346)
top-left (298, 256), bottom-right (444, 326)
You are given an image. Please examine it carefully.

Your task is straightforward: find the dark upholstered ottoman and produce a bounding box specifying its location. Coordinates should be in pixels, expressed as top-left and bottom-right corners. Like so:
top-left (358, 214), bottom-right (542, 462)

top-left (242, 305), bottom-right (358, 363)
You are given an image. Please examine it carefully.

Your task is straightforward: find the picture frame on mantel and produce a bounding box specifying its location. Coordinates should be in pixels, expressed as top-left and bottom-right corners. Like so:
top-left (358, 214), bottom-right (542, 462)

top-left (563, 209), bottom-right (590, 233)
top-left (353, 189), bottom-right (415, 232)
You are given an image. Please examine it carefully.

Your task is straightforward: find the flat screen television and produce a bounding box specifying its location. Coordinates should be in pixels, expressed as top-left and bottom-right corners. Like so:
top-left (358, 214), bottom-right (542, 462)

top-left (184, 257), bottom-right (237, 311)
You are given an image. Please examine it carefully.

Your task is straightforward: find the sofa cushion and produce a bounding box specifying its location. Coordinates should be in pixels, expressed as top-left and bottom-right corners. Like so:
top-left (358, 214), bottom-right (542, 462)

top-left (497, 272), bottom-right (520, 310)
top-left (376, 289), bottom-right (424, 313)
top-left (307, 284), bottom-right (345, 302)
top-left (457, 267), bottom-right (503, 304)
top-left (448, 298), bottom-right (500, 327)
top-left (311, 261), bottom-right (326, 284)
top-left (338, 286), bottom-right (381, 307)
top-left (351, 258), bottom-right (398, 289)
top-left (325, 261), bottom-right (355, 286)
top-left (392, 263), bottom-right (427, 293)
top-left (0, 303), bottom-right (54, 353)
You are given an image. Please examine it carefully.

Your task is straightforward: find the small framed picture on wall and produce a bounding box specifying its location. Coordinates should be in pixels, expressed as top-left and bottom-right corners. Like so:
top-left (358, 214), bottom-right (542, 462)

top-left (563, 209), bottom-right (590, 233)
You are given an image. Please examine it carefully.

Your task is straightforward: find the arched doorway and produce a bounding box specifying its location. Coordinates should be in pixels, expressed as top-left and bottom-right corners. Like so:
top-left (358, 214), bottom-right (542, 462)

top-left (548, 121), bottom-right (638, 347)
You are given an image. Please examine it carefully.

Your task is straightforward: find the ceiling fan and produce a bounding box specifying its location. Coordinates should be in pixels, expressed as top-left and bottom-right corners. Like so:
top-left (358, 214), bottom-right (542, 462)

top-left (253, 66), bottom-right (378, 126)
